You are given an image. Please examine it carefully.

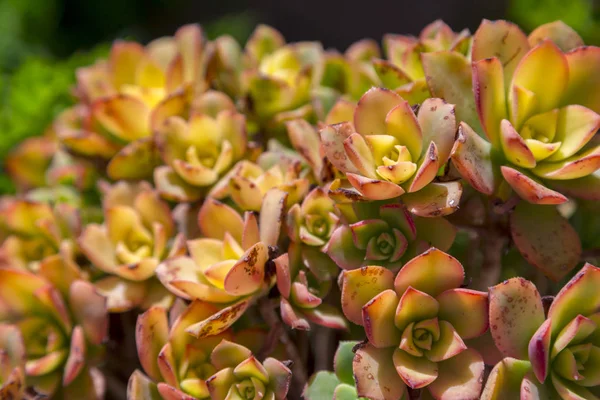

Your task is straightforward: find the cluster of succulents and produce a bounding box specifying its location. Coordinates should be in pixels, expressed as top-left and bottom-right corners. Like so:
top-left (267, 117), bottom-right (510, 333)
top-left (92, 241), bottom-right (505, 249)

top-left (1, 18), bottom-right (600, 400)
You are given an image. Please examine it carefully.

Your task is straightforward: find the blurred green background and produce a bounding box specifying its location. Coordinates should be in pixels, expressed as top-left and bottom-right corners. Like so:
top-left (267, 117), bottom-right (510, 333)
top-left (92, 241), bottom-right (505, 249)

top-left (0, 0), bottom-right (598, 192)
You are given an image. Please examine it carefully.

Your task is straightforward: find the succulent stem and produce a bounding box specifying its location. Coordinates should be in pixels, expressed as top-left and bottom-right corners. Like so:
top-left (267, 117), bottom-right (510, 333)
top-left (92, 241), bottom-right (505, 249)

top-left (257, 297), bottom-right (308, 387)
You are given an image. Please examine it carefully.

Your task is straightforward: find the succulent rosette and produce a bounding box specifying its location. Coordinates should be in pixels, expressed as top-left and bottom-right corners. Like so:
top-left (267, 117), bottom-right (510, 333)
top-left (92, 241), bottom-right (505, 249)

top-left (78, 181), bottom-right (184, 312)
top-left (153, 90), bottom-right (248, 202)
top-left (210, 152), bottom-right (310, 212)
top-left (451, 19), bottom-right (600, 205)
top-left (286, 187), bottom-right (340, 272)
top-left (378, 20), bottom-right (471, 105)
top-left (273, 249), bottom-right (347, 331)
top-left (56, 24), bottom-right (208, 180)
top-left (304, 341), bottom-right (365, 399)
top-left (203, 340), bottom-right (291, 400)
top-left (316, 20), bottom-right (470, 116)
top-left (0, 267), bottom-right (108, 397)
top-left (156, 190), bottom-right (286, 337)
top-left (340, 248), bottom-right (487, 399)
top-left (320, 87), bottom-right (462, 215)
top-left (324, 201), bottom-right (456, 271)
top-left (0, 199), bottom-right (81, 272)
top-left (243, 26), bottom-right (322, 132)
top-left (483, 263), bottom-right (600, 399)
top-left (206, 24), bottom-right (285, 101)
top-left (5, 134), bottom-right (57, 192)
top-left (129, 302), bottom-right (271, 400)
top-left (5, 128), bottom-right (97, 195)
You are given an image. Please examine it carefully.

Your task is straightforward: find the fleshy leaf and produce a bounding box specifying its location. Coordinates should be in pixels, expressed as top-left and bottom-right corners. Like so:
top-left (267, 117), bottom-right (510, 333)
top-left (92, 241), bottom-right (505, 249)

top-left (472, 57), bottom-right (507, 146)
top-left (353, 343), bottom-right (408, 400)
top-left (354, 88), bottom-right (403, 135)
top-left (450, 122), bottom-right (497, 195)
top-left (394, 248), bottom-right (464, 298)
top-left (546, 105), bottom-right (600, 162)
top-left (510, 202), bottom-right (581, 281)
top-left (186, 300), bottom-right (251, 338)
top-left (223, 242), bottom-right (267, 296)
top-left (528, 21), bottom-right (584, 52)
top-left (437, 289), bottom-right (488, 340)
top-left (363, 289), bottom-right (401, 348)
top-left (426, 320), bottom-right (467, 362)
top-left (198, 198), bottom-right (243, 242)
top-left (510, 40), bottom-right (568, 115)
top-left (69, 280), bottom-right (108, 346)
top-left (334, 341), bottom-right (359, 385)
top-left (401, 181), bottom-right (462, 217)
top-left (127, 370), bottom-right (161, 400)
top-left (263, 357), bottom-right (292, 399)
top-left (427, 348), bottom-right (485, 400)
top-left (488, 277), bottom-right (545, 359)
top-left (480, 357), bottom-right (532, 400)
top-left (393, 348), bottom-right (438, 389)
top-left (500, 166), bottom-right (567, 205)
top-left (107, 138), bottom-right (160, 180)
top-left (303, 371), bottom-right (338, 400)
top-left (472, 19), bottom-right (529, 85)
top-left (528, 318), bottom-right (552, 383)
top-left (320, 123), bottom-right (361, 174)
top-left (422, 52), bottom-right (481, 133)
top-left (135, 307), bottom-right (169, 382)
top-left (549, 264), bottom-right (600, 337)
top-left (563, 46), bottom-right (600, 114)
top-left (340, 267), bottom-right (395, 325)
top-left (346, 173), bottom-right (405, 201)
top-left (394, 287), bottom-right (440, 333)
top-left (500, 119), bottom-right (536, 168)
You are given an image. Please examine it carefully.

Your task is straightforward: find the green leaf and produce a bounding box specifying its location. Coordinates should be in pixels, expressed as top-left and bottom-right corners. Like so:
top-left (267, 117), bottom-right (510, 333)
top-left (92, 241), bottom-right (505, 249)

top-left (303, 371), bottom-right (340, 400)
top-left (334, 341), bottom-right (359, 385)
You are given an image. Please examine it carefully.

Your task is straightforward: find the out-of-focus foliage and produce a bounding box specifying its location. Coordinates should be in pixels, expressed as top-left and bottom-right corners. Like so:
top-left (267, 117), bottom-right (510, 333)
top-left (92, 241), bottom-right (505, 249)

top-left (509, 0), bottom-right (600, 45)
top-left (0, 46), bottom-right (108, 193)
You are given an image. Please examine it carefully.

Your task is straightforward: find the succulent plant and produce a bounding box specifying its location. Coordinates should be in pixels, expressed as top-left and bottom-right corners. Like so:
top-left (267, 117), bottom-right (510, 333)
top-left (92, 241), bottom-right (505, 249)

top-left (0, 268), bottom-right (108, 397)
top-left (324, 200), bottom-right (456, 271)
top-left (483, 263), bottom-right (600, 399)
top-left (378, 20), bottom-right (471, 105)
top-left (319, 87), bottom-right (462, 215)
top-left (153, 90), bottom-right (248, 202)
top-left (451, 19), bottom-right (600, 205)
top-left (339, 248), bottom-right (488, 399)
top-left (156, 190), bottom-right (286, 337)
top-left (203, 340), bottom-right (292, 400)
top-left (0, 199), bottom-right (81, 272)
top-left (4, 16), bottom-right (600, 400)
top-left (243, 26), bottom-right (322, 133)
top-left (56, 24), bottom-right (208, 180)
top-left (129, 301), bottom-right (273, 400)
top-left (316, 20), bottom-right (471, 116)
top-left (4, 134), bottom-right (57, 191)
top-left (273, 249), bottom-right (347, 331)
top-left (5, 129), bottom-right (97, 195)
top-left (210, 157), bottom-right (310, 212)
top-left (304, 341), bottom-right (365, 399)
top-left (78, 181), bottom-right (184, 312)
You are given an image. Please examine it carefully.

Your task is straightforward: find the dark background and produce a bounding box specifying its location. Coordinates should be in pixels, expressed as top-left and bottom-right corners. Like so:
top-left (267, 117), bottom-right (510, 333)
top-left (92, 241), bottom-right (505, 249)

top-left (4, 0), bottom-right (600, 66)
top-left (0, 0), bottom-right (599, 191)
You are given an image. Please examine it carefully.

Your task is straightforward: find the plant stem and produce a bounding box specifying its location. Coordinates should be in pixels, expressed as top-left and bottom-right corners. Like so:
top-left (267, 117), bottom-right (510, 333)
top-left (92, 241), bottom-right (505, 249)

top-left (475, 228), bottom-right (508, 291)
top-left (258, 297), bottom-right (308, 388)
top-left (492, 194), bottom-right (520, 215)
